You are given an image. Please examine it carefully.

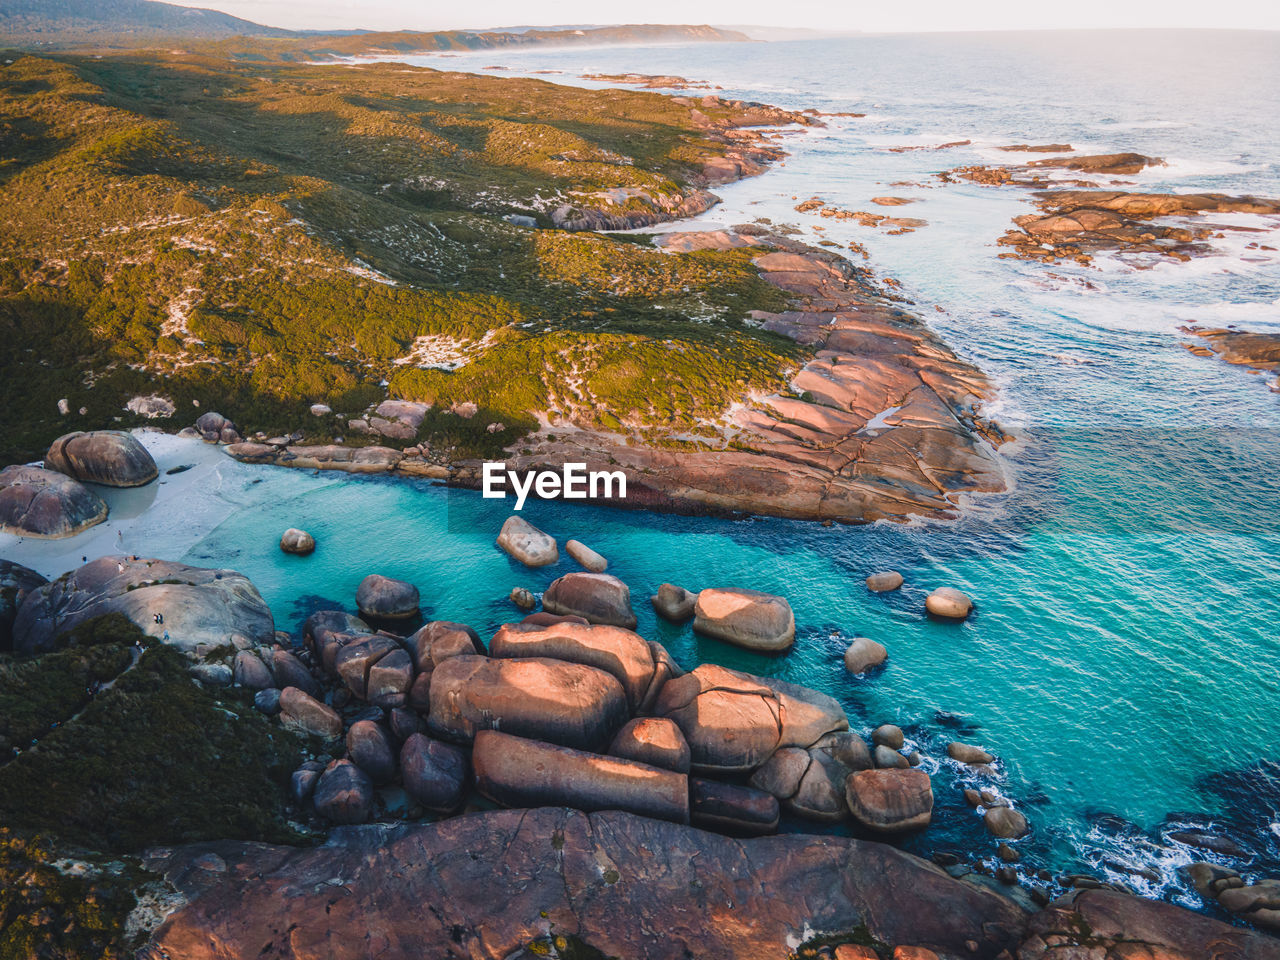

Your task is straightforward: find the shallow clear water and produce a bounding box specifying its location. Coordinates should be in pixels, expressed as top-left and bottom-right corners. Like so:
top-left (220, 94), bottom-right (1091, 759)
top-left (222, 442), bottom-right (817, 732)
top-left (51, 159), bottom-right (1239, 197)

top-left (7, 30), bottom-right (1280, 901)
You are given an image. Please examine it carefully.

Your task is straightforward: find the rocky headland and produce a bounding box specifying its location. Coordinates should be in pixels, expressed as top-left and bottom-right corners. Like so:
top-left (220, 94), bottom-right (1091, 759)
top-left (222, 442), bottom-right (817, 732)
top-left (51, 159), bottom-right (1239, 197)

top-left (1184, 328), bottom-right (1280, 391)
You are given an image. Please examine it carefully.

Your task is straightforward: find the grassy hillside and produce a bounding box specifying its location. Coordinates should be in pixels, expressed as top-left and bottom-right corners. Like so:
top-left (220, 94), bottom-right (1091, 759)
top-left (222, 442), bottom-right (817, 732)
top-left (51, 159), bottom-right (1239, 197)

top-left (0, 52), bottom-right (800, 464)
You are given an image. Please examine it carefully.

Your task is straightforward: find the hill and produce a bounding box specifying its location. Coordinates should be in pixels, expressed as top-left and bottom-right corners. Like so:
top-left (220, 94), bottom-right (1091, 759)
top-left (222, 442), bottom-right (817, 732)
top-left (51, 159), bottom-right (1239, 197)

top-left (0, 0), bottom-right (296, 44)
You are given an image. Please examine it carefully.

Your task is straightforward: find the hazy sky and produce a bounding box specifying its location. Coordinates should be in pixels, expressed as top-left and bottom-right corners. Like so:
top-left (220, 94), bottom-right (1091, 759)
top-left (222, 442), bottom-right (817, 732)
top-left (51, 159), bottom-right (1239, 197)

top-left (185, 0), bottom-right (1280, 33)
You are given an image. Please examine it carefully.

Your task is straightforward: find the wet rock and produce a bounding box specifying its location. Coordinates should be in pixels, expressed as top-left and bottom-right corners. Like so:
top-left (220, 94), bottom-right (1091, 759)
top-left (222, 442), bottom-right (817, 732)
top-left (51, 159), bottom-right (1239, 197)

top-left (948, 741), bottom-right (995, 765)
top-left (0, 465), bottom-right (107, 539)
top-left (1181, 861), bottom-right (1239, 896)
top-left (355, 574), bottom-right (419, 621)
top-left (345, 720), bottom-right (397, 786)
top-left (690, 778), bottom-right (779, 836)
top-left (608, 717), bottom-right (691, 773)
top-left (845, 768), bottom-right (934, 833)
top-left (865, 571), bottom-right (904, 592)
top-left (926, 587), bottom-right (973, 620)
top-left (650, 582), bottom-right (697, 622)
top-left (509, 586), bottom-right (536, 610)
top-left (473, 730), bottom-right (689, 824)
top-left (279, 686), bottom-right (343, 739)
top-left (873, 724), bottom-right (904, 749)
top-left (490, 619), bottom-right (654, 710)
top-left (565, 538), bottom-right (607, 572)
top-left (304, 610), bottom-right (370, 650)
top-left (1217, 880), bottom-right (1280, 931)
top-left (495, 515), bottom-right (558, 567)
top-left (13, 556), bottom-right (273, 657)
top-left (843, 637), bottom-right (888, 674)
top-left (692, 588), bottom-right (795, 652)
top-left (270, 649), bottom-right (318, 697)
top-left (253, 688), bottom-right (281, 715)
top-left (400, 733), bottom-right (469, 813)
top-left (366, 648), bottom-right (413, 708)
top-left (541, 572), bottom-right (637, 628)
top-left (984, 806), bottom-right (1029, 839)
top-left (232, 649), bottom-right (274, 689)
top-left (312, 759), bottom-right (374, 825)
top-left (279, 528), bottom-right (316, 555)
top-left (998, 843), bottom-right (1021, 863)
top-left (427, 655), bottom-right (628, 751)
top-left (1168, 828), bottom-right (1251, 858)
top-left (44, 430), bottom-right (158, 487)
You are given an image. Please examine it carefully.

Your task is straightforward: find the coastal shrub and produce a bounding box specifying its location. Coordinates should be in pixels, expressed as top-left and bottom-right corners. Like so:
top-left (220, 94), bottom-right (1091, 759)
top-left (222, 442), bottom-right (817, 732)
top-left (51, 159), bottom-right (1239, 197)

top-left (0, 617), bottom-right (305, 853)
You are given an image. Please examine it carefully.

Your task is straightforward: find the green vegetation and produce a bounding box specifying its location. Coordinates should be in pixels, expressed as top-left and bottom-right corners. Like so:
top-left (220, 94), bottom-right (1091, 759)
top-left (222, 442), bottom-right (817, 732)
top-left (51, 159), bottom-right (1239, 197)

top-left (0, 615), bottom-right (305, 853)
top-left (0, 52), bottom-right (802, 464)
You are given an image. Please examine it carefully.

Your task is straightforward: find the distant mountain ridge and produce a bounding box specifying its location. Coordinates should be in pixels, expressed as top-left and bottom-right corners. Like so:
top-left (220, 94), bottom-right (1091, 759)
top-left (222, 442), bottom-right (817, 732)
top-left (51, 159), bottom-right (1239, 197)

top-left (0, 0), bottom-right (750, 51)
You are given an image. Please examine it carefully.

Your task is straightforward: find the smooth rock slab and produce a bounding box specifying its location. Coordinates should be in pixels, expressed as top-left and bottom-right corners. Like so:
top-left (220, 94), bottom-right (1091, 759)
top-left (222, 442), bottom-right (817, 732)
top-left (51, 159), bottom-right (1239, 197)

top-left (400, 733), bottom-right (469, 813)
top-left (693, 587), bottom-right (795, 651)
top-left (12, 556), bottom-right (273, 657)
top-left (473, 730), bottom-right (690, 824)
top-left (541, 572), bottom-right (637, 629)
top-left (0, 465), bottom-right (107, 539)
top-left (490, 620), bottom-right (654, 710)
top-left (427, 655), bottom-right (628, 751)
top-left (45, 430), bottom-right (158, 487)
top-left (496, 515), bottom-right (558, 567)
top-left (142, 808), bottom-right (1029, 959)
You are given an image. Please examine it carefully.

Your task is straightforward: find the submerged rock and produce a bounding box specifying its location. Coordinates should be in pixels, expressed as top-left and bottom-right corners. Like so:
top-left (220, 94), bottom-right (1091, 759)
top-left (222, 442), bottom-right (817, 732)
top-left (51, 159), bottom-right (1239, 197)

top-left (473, 730), bottom-right (690, 824)
top-left (692, 587), bottom-right (795, 651)
top-left (44, 430), bottom-right (158, 487)
top-left (0, 465), bottom-right (108, 539)
top-left (541, 572), bottom-right (637, 628)
top-left (495, 515), bottom-right (558, 567)
top-left (355, 574), bottom-right (419, 621)
top-left (509, 586), bottom-right (536, 610)
top-left (12, 555), bottom-right (274, 657)
top-left (279, 528), bottom-right (316, 555)
top-left (948, 741), bottom-right (995, 765)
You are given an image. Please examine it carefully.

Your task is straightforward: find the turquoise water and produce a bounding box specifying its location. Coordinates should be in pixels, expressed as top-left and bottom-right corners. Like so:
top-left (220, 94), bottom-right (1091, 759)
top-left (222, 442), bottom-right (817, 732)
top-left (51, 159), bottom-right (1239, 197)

top-left (10, 31), bottom-right (1280, 901)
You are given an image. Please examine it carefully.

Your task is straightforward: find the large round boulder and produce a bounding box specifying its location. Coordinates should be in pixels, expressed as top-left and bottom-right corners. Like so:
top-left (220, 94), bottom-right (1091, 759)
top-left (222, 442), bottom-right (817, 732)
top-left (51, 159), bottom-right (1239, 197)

top-left (427, 655), bottom-right (628, 751)
top-left (926, 587), bottom-right (973, 621)
top-left (12, 556), bottom-right (274, 657)
top-left (0, 465), bottom-right (107, 539)
top-left (346, 720), bottom-right (397, 785)
top-left (495, 515), bottom-right (558, 567)
top-left (401, 733), bottom-right (470, 814)
top-left (1, 560), bottom-right (47, 651)
top-left (609, 718), bottom-right (691, 773)
top-left (473, 730), bottom-right (689, 824)
top-left (692, 588), bottom-right (795, 652)
top-left (45, 430), bottom-right (158, 487)
top-left (312, 759), bottom-right (374, 825)
top-left (844, 768), bottom-right (933, 833)
top-left (541, 572), bottom-right (637, 629)
top-left (650, 583), bottom-right (696, 622)
top-left (490, 619), bottom-right (653, 710)
top-left (843, 637), bottom-right (887, 674)
top-left (984, 806), bottom-right (1028, 839)
top-left (355, 574), bottom-right (419, 621)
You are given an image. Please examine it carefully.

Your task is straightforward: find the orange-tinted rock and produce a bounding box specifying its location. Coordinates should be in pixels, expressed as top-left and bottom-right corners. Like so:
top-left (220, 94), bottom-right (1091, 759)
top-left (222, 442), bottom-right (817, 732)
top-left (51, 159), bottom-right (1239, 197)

top-left (845, 768), bottom-right (933, 833)
top-left (278, 686), bottom-right (343, 739)
top-left (426, 655), bottom-right (627, 751)
top-left (689, 778), bottom-right (779, 835)
top-left (473, 730), bottom-right (689, 823)
top-left (609, 717), bottom-right (690, 773)
top-left (490, 619), bottom-right (654, 710)
top-left (541, 572), bottom-right (637, 629)
top-left (692, 587), bottom-right (795, 651)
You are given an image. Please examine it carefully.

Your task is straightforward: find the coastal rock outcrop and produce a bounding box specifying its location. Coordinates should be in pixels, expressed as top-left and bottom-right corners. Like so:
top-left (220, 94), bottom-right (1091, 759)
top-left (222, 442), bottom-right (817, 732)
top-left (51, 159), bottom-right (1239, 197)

top-left (0, 559), bottom-right (46, 650)
top-left (143, 808), bottom-right (1028, 959)
top-left (689, 778), bottom-right (779, 835)
top-left (692, 587), bottom-right (795, 651)
top-left (495, 515), bottom-right (558, 566)
top-left (473, 730), bottom-right (690, 824)
top-left (426, 655), bottom-right (628, 750)
top-left (845, 768), bottom-right (934, 833)
top-left (541, 571), bottom-right (637, 628)
top-left (0, 465), bottom-right (108, 539)
top-left (355, 574), bottom-right (419, 621)
top-left (44, 430), bottom-right (158, 487)
top-left (12, 555), bottom-right (274, 656)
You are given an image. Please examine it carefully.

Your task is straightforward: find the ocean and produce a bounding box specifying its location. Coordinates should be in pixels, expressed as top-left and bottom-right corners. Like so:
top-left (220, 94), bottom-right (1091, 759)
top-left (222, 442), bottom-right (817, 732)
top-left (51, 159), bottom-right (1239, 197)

top-left (5, 29), bottom-right (1279, 908)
